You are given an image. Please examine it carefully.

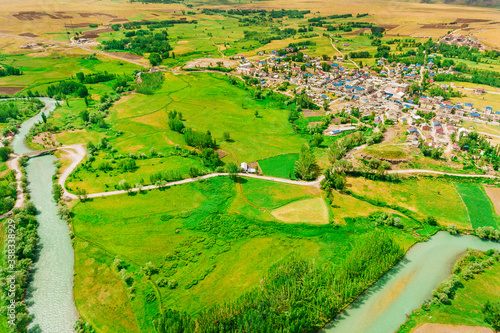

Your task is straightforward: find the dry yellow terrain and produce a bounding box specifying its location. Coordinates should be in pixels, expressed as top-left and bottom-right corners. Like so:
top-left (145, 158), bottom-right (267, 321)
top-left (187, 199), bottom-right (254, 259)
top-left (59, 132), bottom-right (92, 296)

top-left (0, 0), bottom-right (498, 52)
top-left (271, 197), bottom-right (329, 224)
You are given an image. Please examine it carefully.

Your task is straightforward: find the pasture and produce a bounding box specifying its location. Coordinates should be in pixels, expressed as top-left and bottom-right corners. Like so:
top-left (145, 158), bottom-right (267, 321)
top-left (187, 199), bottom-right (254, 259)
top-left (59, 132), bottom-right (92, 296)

top-left (454, 183), bottom-right (500, 229)
top-left (258, 153), bottom-right (299, 179)
top-left (361, 144), bottom-right (411, 160)
top-left (347, 176), bottom-right (470, 228)
top-left (99, 72), bottom-right (305, 162)
top-left (70, 175), bottom-right (427, 331)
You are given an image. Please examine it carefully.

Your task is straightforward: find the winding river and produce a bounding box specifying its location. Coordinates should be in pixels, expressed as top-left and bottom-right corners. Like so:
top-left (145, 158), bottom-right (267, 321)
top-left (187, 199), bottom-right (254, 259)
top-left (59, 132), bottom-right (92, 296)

top-left (9, 98), bottom-right (78, 333)
top-left (3, 98), bottom-right (500, 333)
top-left (324, 231), bottom-right (500, 333)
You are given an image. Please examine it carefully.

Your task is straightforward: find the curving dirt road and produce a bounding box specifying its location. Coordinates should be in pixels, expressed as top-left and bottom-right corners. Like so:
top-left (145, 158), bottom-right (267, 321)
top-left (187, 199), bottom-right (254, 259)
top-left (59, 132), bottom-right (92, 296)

top-left (67, 173), bottom-right (325, 200)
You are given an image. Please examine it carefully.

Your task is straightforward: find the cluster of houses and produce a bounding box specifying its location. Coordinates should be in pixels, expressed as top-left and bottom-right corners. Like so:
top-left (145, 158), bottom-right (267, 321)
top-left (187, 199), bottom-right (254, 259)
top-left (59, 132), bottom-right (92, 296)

top-left (438, 34), bottom-right (485, 51)
top-left (233, 45), bottom-right (499, 150)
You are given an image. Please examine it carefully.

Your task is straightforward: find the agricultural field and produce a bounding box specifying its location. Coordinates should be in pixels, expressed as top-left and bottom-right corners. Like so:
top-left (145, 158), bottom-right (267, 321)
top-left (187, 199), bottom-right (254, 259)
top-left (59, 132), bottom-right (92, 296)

top-left (0, 53), bottom-right (140, 94)
top-left (1, 0), bottom-right (500, 332)
top-left (70, 175), bottom-right (426, 331)
top-left (454, 183), bottom-right (500, 229)
top-left (258, 153), bottom-right (299, 179)
top-left (347, 176), bottom-right (470, 228)
top-left (81, 72), bottom-right (305, 162)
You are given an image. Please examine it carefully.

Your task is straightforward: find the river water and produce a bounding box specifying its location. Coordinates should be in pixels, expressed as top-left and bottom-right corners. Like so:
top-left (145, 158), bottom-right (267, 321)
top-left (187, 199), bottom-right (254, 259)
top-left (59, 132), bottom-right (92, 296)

top-left (9, 98), bottom-right (78, 332)
top-left (324, 231), bottom-right (500, 333)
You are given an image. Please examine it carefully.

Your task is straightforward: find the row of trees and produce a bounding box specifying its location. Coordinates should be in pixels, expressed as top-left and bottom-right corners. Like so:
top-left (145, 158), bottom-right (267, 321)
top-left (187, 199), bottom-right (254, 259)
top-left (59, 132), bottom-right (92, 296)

top-left (0, 65), bottom-right (21, 77)
top-left (154, 232), bottom-right (403, 333)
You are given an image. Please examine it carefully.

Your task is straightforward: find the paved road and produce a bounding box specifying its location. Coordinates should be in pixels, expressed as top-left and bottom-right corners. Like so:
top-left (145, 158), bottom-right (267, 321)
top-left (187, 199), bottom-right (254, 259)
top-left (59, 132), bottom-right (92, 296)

top-left (388, 169), bottom-right (498, 178)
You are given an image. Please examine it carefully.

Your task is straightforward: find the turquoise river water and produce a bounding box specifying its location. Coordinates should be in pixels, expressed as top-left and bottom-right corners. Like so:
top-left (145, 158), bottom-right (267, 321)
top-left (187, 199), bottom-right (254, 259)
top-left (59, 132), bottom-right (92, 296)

top-left (10, 98), bottom-right (78, 333)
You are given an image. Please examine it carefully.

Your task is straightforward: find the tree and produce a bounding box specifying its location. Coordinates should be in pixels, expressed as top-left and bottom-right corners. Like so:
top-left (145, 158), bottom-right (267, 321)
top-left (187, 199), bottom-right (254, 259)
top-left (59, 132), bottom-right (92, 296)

top-left (119, 179), bottom-right (131, 192)
top-left (223, 131), bottom-right (231, 141)
top-left (0, 146), bottom-right (12, 162)
top-left (254, 110), bottom-right (259, 118)
top-left (483, 301), bottom-right (500, 331)
top-left (225, 162), bottom-right (239, 181)
top-left (149, 53), bottom-right (162, 67)
top-left (41, 112), bottom-right (47, 123)
top-left (294, 144), bottom-right (318, 180)
top-left (312, 133), bottom-right (323, 147)
top-left (76, 72), bottom-right (85, 83)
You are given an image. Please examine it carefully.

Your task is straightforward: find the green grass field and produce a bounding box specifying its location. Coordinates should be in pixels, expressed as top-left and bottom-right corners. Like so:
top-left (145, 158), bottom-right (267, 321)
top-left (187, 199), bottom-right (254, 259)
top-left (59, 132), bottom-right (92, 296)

top-left (362, 144), bottom-right (410, 160)
top-left (454, 183), bottom-right (500, 229)
top-left (0, 53), bottom-right (140, 93)
top-left (258, 153), bottom-right (299, 179)
top-left (348, 177), bottom-right (470, 228)
top-left (77, 72), bottom-right (305, 162)
top-left (71, 176), bottom-right (426, 332)
top-left (67, 154), bottom-right (206, 193)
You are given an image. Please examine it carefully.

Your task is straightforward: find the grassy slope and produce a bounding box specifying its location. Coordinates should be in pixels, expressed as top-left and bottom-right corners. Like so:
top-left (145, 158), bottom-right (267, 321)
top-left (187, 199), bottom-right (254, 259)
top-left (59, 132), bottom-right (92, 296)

top-left (454, 183), bottom-right (500, 229)
top-left (347, 177), bottom-right (470, 228)
top-left (0, 54), bottom-right (140, 92)
top-left (103, 72), bottom-right (305, 162)
top-left (362, 144), bottom-right (410, 160)
top-left (71, 176), bottom-right (424, 332)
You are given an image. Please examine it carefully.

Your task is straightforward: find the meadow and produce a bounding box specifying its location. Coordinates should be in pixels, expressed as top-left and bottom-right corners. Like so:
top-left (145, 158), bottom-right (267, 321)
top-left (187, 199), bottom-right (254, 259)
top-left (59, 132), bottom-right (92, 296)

top-left (454, 183), bottom-right (500, 229)
top-left (71, 175), bottom-right (429, 332)
top-left (258, 153), bottom-right (299, 179)
top-left (361, 144), bottom-right (411, 160)
top-left (82, 72), bottom-right (306, 163)
top-left (347, 176), bottom-right (470, 228)
top-left (0, 53), bottom-right (140, 93)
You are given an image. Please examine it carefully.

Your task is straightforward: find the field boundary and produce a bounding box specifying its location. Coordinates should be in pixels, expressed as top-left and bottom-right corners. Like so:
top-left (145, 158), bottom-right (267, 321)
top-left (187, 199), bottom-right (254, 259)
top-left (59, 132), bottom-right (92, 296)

top-left (452, 182), bottom-right (472, 227)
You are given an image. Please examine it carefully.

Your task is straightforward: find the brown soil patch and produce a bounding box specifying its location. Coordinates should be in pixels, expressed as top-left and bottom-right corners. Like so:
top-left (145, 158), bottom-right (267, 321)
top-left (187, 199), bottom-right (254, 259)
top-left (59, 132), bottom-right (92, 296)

top-left (82, 27), bottom-right (113, 39)
top-left (302, 109), bottom-right (323, 117)
top-left (217, 150), bottom-right (227, 159)
top-left (13, 11), bottom-right (73, 21)
top-left (484, 185), bottom-right (500, 216)
top-left (413, 323), bottom-right (493, 333)
top-left (110, 18), bottom-right (129, 23)
top-left (79, 13), bottom-right (116, 18)
top-left (19, 32), bottom-right (38, 37)
top-left (421, 23), bottom-right (469, 29)
top-left (177, 40), bottom-right (189, 44)
top-left (107, 51), bottom-right (142, 60)
top-left (454, 18), bottom-right (491, 24)
top-left (341, 28), bottom-right (369, 35)
top-left (65, 23), bottom-right (91, 28)
top-left (0, 87), bottom-right (24, 95)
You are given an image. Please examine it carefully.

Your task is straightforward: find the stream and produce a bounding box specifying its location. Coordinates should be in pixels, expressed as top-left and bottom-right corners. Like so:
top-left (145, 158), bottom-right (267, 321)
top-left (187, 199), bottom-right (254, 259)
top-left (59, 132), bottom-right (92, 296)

top-left (323, 231), bottom-right (500, 333)
top-left (9, 98), bottom-right (78, 332)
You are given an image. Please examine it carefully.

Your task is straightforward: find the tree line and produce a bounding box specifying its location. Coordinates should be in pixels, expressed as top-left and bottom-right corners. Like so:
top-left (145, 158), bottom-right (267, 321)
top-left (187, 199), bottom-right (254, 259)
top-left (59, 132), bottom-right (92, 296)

top-left (154, 232), bottom-right (404, 333)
